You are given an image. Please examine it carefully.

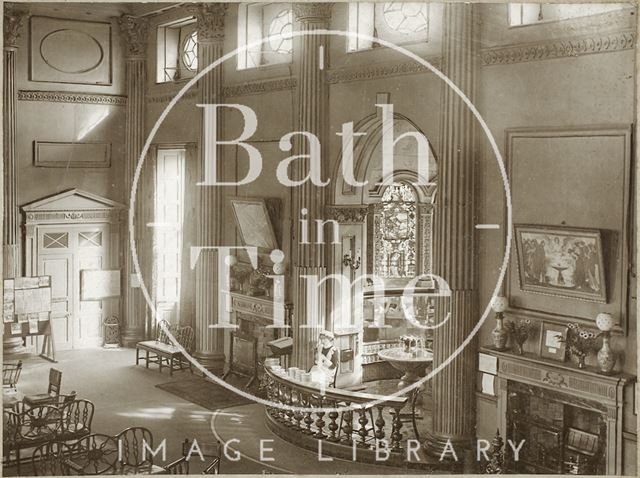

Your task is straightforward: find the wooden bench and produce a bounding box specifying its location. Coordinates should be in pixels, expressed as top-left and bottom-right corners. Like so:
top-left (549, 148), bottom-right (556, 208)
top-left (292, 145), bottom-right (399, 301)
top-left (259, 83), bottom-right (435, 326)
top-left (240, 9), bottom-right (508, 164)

top-left (136, 320), bottom-right (195, 376)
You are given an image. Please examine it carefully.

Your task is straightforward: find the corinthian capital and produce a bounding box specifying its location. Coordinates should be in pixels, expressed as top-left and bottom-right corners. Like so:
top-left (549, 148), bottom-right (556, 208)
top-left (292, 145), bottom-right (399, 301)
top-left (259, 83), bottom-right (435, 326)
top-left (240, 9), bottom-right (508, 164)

top-left (4, 6), bottom-right (27, 50)
top-left (118, 14), bottom-right (149, 59)
top-left (187, 3), bottom-right (227, 43)
top-left (293, 3), bottom-right (333, 24)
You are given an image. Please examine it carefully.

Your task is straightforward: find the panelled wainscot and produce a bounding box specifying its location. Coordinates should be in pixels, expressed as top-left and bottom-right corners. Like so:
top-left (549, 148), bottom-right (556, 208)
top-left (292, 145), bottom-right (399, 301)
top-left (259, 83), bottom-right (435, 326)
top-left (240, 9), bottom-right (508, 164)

top-left (481, 347), bottom-right (635, 475)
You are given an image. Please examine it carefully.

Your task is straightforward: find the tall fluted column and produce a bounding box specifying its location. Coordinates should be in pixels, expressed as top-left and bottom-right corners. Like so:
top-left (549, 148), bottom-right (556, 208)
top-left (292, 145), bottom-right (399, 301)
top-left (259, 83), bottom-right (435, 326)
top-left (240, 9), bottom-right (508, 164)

top-left (291, 4), bottom-right (332, 370)
top-left (191, 3), bottom-right (227, 374)
top-left (119, 15), bottom-right (149, 346)
top-left (3, 7), bottom-right (26, 355)
top-left (424, 3), bottom-right (479, 459)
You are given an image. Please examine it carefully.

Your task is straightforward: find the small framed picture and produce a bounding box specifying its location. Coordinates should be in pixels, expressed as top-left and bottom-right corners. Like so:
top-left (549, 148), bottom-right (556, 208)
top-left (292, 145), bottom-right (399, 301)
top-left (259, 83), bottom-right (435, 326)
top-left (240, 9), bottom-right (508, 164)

top-left (539, 322), bottom-right (568, 361)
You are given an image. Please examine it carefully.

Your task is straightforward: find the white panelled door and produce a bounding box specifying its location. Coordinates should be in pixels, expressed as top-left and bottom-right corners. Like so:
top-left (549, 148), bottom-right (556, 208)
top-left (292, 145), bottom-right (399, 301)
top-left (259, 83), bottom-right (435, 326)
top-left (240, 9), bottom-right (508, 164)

top-left (37, 225), bottom-right (110, 349)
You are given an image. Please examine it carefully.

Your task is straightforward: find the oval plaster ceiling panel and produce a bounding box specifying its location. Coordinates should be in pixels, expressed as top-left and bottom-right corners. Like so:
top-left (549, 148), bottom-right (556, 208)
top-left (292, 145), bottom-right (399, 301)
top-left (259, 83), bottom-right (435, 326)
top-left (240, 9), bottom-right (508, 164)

top-left (40, 29), bottom-right (104, 74)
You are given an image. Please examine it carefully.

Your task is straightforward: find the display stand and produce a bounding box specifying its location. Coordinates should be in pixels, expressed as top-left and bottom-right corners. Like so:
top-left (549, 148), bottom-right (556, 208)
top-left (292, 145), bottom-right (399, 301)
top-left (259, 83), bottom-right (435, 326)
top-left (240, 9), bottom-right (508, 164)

top-left (3, 276), bottom-right (56, 362)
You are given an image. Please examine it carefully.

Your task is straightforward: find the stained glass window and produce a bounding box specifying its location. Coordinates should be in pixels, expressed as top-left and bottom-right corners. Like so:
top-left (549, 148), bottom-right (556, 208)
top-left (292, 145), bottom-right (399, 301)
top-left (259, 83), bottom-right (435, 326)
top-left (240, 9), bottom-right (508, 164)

top-left (373, 183), bottom-right (417, 278)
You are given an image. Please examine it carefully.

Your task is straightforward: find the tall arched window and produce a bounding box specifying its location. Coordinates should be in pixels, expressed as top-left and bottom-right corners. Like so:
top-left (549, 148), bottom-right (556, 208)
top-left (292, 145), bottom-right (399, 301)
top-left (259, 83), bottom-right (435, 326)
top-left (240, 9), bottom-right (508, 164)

top-left (373, 183), bottom-right (417, 279)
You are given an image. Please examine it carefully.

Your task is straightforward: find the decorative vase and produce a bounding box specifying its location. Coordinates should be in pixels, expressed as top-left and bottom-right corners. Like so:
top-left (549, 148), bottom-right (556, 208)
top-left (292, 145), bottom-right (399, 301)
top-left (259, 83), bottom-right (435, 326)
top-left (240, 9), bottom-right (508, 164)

top-left (492, 313), bottom-right (508, 351)
top-left (597, 332), bottom-right (615, 374)
top-left (513, 342), bottom-right (523, 355)
top-left (577, 355), bottom-right (586, 369)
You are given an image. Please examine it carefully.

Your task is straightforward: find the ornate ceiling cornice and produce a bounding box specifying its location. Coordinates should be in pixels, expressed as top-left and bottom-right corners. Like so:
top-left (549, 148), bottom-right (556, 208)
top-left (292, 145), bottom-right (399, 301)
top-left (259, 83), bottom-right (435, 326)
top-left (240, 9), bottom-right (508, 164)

top-left (187, 3), bottom-right (227, 43)
top-left (118, 14), bottom-right (149, 59)
top-left (18, 90), bottom-right (127, 106)
top-left (327, 58), bottom-right (442, 84)
top-left (481, 30), bottom-right (636, 66)
top-left (4, 6), bottom-right (27, 50)
top-left (293, 3), bottom-right (333, 24)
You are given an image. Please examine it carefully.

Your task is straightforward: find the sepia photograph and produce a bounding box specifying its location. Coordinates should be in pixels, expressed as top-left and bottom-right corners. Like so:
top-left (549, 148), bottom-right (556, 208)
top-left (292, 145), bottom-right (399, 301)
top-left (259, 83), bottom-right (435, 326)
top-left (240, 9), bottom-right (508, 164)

top-left (1, 0), bottom-right (638, 477)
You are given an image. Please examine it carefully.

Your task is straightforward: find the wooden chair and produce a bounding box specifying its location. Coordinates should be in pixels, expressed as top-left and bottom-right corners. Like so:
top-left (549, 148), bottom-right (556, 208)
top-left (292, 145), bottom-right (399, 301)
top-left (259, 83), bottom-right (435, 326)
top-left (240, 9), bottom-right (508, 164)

top-left (163, 456), bottom-right (190, 474)
top-left (58, 399), bottom-right (94, 441)
top-left (170, 325), bottom-right (196, 374)
top-left (136, 321), bottom-right (195, 376)
top-left (23, 368), bottom-right (62, 407)
top-left (182, 438), bottom-right (222, 474)
top-left (114, 426), bottom-right (165, 474)
top-left (31, 440), bottom-right (72, 476)
top-left (11, 405), bottom-right (63, 473)
top-left (3, 361), bottom-right (22, 390)
top-left (65, 433), bottom-right (118, 475)
top-left (3, 409), bottom-right (20, 469)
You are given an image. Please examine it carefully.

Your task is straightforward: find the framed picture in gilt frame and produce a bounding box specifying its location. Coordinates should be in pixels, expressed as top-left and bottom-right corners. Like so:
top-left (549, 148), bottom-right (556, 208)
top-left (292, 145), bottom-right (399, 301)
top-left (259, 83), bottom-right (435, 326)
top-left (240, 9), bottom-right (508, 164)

top-left (514, 225), bottom-right (607, 303)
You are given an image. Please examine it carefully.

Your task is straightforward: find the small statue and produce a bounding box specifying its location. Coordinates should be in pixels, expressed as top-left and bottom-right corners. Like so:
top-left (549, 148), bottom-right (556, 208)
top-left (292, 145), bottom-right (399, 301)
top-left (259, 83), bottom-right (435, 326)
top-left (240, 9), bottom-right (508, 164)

top-left (309, 330), bottom-right (338, 385)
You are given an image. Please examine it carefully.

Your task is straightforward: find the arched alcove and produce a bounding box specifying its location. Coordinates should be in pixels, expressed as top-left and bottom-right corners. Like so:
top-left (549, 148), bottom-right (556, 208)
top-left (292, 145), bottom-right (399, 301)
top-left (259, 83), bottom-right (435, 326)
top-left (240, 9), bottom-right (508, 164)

top-left (326, 112), bottom-right (438, 386)
top-left (331, 111), bottom-right (437, 205)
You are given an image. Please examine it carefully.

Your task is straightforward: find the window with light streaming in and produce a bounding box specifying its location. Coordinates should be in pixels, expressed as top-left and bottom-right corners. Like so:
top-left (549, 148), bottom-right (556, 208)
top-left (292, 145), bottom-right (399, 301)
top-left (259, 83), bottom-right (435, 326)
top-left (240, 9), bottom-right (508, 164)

top-left (182, 30), bottom-right (198, 71)
top-left (154, 149), bottom-right (185, 321)
top-left (156, 19), bottom-right (197, 83)
top-left (348, 2), bottom-right (429, 52)
top-left (237, 3), bottom-right (293, 70)
top-left (373, 183), bottom-right (418, 278)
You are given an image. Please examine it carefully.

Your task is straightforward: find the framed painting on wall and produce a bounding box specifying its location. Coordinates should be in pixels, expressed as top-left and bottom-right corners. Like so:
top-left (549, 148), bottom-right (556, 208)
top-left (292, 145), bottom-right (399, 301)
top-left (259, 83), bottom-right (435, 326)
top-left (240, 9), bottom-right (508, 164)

top-left (230, 197), bottom-right (279, 253)
top-left (514, 225), bottom-right (607, 303)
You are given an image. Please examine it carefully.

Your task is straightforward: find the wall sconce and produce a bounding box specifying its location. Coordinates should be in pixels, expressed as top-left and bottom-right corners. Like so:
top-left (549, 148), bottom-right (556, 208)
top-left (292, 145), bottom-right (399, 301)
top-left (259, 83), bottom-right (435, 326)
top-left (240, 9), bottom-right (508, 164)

top-left (343, 251), bottom-right (361, 271)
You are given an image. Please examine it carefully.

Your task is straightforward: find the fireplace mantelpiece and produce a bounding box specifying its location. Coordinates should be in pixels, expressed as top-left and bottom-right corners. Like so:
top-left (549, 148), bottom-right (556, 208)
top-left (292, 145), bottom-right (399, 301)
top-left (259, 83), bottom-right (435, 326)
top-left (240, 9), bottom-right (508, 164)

top-left (226, 292), bottom-right (292, 368)
top-left (481, 347), bottom-right (635, 475)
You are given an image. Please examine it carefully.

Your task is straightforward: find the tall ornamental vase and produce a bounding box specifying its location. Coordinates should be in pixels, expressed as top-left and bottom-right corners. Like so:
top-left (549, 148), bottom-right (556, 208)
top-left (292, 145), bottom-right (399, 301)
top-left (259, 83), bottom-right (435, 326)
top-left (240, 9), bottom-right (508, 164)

top-left (491, 296), bottom-right (509, 351)
top-left (492, 313), bottom-right (508, 350)
top-left (596, 313), bottom-right (616, 374)
top-left (597, 332), bottom-right (615, 374)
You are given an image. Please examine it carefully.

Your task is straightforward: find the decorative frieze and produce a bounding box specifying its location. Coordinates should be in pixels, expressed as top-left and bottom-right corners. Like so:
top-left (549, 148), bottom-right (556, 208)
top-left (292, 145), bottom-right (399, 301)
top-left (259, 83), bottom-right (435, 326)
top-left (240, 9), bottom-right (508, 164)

top-left (223, 77), bottom-right (297, 98)
top-left (24, 210), bottom-right (120, 224)
top-left (327, 58), bottom-right (442, 84)
top-left (187, 3), bottom-right (227, 43)
top-left (324, 206), bottom-right (369, 223)
top-left (481, 30), bottom-right (636, 66)
top-left (18, 90), bottom-right (127, 106)
top-left (146, 89), bottom-right (198, 104)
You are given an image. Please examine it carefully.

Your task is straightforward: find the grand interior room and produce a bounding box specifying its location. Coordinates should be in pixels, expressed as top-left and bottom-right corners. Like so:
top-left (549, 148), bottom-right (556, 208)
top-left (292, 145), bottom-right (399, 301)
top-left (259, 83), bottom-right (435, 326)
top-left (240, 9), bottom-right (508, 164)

top-left (1, 1), bottom-right (638, 475)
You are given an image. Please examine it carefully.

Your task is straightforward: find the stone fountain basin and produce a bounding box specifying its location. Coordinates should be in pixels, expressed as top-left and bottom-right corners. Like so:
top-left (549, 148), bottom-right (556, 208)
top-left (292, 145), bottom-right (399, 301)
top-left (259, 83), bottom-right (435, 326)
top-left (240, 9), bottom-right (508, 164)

top-left (378, 347), bottom-right (434, 374)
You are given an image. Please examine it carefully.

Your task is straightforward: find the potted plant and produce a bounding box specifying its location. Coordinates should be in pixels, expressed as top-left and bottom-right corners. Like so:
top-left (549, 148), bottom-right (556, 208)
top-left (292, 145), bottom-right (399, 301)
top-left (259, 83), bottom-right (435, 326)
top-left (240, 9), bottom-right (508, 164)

top-left (504, 319), bottom-right (534, 355)
top-left (561, 323), bottom-right (600, 369)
